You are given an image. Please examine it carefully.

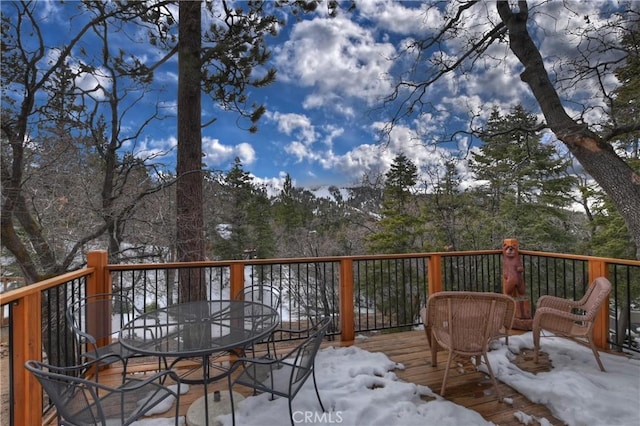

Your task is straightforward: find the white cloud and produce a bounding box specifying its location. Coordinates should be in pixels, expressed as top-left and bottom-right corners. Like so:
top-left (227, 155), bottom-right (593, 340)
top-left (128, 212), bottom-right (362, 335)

top-left (24, 0), bottom-right (628, 192)
top-left (274, 15), bottom-right (396, 109)
top-left (267, 1), bottom-right (628, 189)
top-left (236, 143), bottom-right (256, 165)
top-left (321, 125), bottom-right (344, 149)
top-left (284, 141), bottom-right (313, 162)
top-left (308, 121), bottom-right (454, 187)
top-left (124, 136), bottom-right (176, 166)
top-left (270, 112), bottom-right (318, 146)
top-left (43, 48), bottom-right (113, 101)
top-left (203, 137), bottom-right (256, 167)
top-left (355, 0), bottom-right (444, 35)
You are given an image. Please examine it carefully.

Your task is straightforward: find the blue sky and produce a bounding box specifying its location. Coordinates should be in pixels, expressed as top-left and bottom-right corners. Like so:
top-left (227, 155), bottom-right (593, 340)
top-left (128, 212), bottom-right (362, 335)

top-left (17, 1), bottom-right (620, 193)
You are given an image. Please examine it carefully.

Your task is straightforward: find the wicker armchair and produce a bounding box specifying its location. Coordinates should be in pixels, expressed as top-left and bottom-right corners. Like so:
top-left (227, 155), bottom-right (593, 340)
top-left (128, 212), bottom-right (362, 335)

top-left (421, 291), bottom-right (515, 400)
top-left (533, 277), bottom-right (612, 371)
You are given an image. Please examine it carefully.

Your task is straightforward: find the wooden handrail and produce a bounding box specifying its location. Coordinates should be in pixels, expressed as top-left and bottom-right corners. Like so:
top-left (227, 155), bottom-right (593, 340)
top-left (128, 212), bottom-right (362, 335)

top-left (0, 254), bottom-right (104, 426)
top-left (0, 268), bottom-right (95, 306)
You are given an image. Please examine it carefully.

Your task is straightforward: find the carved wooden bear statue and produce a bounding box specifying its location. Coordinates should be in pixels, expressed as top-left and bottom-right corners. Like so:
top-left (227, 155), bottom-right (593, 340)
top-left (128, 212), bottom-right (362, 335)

top-left (503, 240), bottom-right (525, 296)
top-left (502, 239), bottom-right (532, 329)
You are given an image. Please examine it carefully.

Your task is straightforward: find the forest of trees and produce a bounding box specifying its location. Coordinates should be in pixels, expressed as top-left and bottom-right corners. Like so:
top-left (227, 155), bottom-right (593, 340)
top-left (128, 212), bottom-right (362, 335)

top-left (1, 1), bottom-right (638, 286)
top-left (1, 101), bottom-right (635, 284)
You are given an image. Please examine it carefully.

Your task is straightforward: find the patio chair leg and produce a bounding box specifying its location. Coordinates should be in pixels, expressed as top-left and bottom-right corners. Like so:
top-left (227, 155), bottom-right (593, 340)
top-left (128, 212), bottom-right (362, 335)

top-left (482, 352), bottom-right (503, 401)
top-left (312, 369), bottom-right (325, 412)
top-left (229, 377), bottom-right (237, 426)
top-left (174, 382), bottom-right (181, 426)
top-left (440, 351), bottom-right (455, 397)
top-left (288, 398), bottom-right (295, 426)
top-left (589, 340), bottom-right (606, 372)
top-left (430, 333), bottom-right (438, 367)
top-left (533, 329), bottom-right (541, 364)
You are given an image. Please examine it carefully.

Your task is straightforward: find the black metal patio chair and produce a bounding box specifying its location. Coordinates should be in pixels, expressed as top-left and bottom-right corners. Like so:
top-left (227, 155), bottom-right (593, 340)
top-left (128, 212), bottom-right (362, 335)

top-left (236, 284), bottom-right (282, 311)
top-left (25, 355), bottom-right (181, 426)
top-left (67, 292), bottom-right (165, 378)
top-left (235, 284), bottom-right (282, 357)
top-left (227, 316), bottom-right (331, 426)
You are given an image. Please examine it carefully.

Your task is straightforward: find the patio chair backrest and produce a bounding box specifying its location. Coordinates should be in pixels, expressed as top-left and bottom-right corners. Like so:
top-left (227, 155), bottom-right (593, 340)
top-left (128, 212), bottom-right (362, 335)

top-left (26, 359), bottom-right (109, 424)
top-left (237, 285), bottom-right (281, 310)
top-left (26, 356), bottom-right (180, 425)
top-left (67, 292), bottom-right (142, 353)
top-left (578, 277), bottom-right (612, 321)
top-left (425, 291), bottom-right (515, 400)
top-left (228, 316), bottom-right (331, 426)
top-left (287, 316), bottom-right (331, 397)
top-left (427, 291), bottom-right (515, 354)
top-left (230, 316), bottom-right (331, 398)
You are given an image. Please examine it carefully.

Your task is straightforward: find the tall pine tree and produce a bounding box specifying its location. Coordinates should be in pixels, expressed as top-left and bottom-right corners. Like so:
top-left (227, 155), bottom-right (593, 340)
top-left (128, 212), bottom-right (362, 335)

top-left (367, 153), bottom-right (421, 254)
top-left (470, 105), bottom-right (577, 250)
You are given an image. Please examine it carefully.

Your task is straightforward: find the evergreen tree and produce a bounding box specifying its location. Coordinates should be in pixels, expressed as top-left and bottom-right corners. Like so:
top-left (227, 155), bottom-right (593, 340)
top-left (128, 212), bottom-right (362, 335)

top-left (589, 28), bottom-right (639, 259)
top-left (420, 160), bottom-right (464, 251)
top-left (272, 174), bottom-right (318, 257)
top-left (209, 158), bottom-right (274, 260)
top-left (364, 154), bottom-right (423, 325)
top-left (367, 153), bottom-right (421, 254)
top-left (609, 28), bottom-right (640, 158)
top-left (470, 105), bottom-right (578, 250)
top-left (272, 174), bottom-right (313, 232)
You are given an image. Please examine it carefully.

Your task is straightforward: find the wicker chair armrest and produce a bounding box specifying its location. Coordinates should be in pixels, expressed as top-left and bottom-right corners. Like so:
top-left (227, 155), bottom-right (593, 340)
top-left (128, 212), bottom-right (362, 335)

top-left (535, 306), bottom-right (588, 321)
top-left (533, 306), bottom-right (591, 334)
top-left (536, 295), bottom-right (579, 311)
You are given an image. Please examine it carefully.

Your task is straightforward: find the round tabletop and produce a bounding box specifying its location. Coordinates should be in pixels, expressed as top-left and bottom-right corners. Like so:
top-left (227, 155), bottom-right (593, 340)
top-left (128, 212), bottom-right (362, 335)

top-left (119, 299), bottom-right (280, 358)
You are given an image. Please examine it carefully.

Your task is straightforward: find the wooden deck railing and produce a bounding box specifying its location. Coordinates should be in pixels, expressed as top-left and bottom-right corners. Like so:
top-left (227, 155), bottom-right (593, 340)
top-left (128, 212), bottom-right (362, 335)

top-left (1, 248), bottom-right (639, 426)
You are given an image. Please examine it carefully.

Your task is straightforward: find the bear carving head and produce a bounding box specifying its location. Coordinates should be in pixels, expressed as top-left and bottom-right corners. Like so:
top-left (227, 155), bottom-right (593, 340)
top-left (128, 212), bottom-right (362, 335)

top-left (502, 239), bottom-right (519, 257)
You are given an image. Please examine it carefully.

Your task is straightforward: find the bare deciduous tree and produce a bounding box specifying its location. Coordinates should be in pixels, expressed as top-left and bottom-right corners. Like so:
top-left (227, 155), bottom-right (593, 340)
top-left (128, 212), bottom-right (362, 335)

top-left (386, 0), bottom-right (640, 258)
top-left (1, 1), bottom-right (171, 283)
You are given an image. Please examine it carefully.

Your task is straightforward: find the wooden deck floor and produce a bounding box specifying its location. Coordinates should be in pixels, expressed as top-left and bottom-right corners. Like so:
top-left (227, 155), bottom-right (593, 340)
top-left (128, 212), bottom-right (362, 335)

top-left (45, 330), bottom-right (563, 426)
top-left (342, 330), bottom-right (561, 426)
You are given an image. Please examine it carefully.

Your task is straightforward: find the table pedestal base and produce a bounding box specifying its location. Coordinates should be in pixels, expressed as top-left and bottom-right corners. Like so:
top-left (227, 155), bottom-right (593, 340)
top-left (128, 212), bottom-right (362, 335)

top-left (186, 391), bottom-right (245, 426)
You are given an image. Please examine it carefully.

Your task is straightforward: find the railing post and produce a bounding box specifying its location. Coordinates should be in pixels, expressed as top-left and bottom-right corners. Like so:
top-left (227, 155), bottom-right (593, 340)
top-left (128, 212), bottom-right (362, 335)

top-left (86, 250), bottom-right (111, 348)
top-left (87, 250), bottom-right (110, 296)
top-left (13, 291), bottom-right (42, 426)
top-left (230, 262), bottom-right (245, 299)
top-left (339, 258), bottom-right (355, 342)
top-left (588, 258), bottom-right (610, 350)
top-left (427, 254), bottom-right (442, 295)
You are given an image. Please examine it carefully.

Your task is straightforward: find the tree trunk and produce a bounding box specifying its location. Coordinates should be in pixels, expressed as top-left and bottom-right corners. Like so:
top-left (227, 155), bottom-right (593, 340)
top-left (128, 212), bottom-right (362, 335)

top-left (177, 1), bottom-right (206, 301)
top-left (497, 1), bottom-right (640, 259)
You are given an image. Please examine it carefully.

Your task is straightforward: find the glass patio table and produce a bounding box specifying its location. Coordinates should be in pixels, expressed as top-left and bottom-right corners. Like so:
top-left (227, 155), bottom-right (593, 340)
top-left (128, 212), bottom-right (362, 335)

top-left (119, 299), bottom-right (280, 424)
